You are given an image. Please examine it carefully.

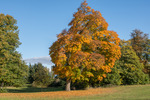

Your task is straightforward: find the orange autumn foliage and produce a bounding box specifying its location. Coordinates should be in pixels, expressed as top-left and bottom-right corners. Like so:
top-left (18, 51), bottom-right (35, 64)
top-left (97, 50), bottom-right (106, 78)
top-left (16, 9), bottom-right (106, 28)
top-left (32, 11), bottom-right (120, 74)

top-left (49, 1), bottom-right (121, 82)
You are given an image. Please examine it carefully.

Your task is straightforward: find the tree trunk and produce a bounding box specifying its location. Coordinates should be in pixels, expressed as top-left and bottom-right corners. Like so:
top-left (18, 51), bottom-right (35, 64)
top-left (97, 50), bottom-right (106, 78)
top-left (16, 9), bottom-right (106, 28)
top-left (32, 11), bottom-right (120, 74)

top-left (66, 80), bottom-right (71, 91)
top-left (1, 82), bottom-right (4, 89)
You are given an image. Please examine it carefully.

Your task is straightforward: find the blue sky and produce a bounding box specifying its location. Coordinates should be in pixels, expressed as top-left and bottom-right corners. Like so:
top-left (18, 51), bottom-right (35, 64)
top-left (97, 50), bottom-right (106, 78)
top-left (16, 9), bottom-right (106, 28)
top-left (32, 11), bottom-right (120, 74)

top-left (0, 0), bottom-right (150, 68)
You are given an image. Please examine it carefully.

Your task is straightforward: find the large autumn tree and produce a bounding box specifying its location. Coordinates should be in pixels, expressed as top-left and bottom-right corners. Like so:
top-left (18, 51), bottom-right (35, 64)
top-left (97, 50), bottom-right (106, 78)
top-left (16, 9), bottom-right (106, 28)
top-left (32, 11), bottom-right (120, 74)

top-left (49, 1), bottom-right (121, 91)
top-left (0, 14), bottom-right (28, 89)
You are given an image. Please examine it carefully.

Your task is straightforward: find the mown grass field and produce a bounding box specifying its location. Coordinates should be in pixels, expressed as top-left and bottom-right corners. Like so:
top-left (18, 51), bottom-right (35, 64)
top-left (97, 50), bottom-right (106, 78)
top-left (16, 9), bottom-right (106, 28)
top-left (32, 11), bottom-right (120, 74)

top-left (0, 84), bottom-right (150, 100)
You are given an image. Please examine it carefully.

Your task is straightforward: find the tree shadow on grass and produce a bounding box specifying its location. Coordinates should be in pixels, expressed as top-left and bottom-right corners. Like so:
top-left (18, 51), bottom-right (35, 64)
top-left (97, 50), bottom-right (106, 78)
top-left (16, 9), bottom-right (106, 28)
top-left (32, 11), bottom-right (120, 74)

top-left (6, 86), bottom-right (64, 93)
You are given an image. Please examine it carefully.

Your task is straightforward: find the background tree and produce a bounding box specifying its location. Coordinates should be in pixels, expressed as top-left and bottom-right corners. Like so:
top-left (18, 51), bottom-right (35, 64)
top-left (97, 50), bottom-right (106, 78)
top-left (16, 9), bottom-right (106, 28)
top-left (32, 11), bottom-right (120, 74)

top-left (118, 40), bottom-right (149, 85)
top-left (29, 63), bottom-right (53, 87)
top-left (49, 1), bottom-right (121, 91)
top-left (0, 14), bottom-right (28, 89)
top-left (28, 63), bottom-right (35, 84)
top-left (143, 38), bottom-right (150, 76)
top-left (131, 29), bottom-right (150, 76)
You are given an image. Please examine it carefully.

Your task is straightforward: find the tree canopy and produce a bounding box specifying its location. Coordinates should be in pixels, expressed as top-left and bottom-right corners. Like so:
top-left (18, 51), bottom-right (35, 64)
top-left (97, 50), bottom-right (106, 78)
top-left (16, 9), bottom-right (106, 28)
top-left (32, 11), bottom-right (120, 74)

top-left (49, 1), bottom-right (121, 91)
top-left (0, 14), bottom-right (28, 88)
top-left (28, 63), bottom-right (52, 87)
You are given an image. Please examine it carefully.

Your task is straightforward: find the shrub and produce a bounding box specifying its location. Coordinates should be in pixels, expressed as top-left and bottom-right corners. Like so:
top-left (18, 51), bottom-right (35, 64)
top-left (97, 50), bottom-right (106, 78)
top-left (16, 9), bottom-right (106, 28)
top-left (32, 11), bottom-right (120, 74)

top-left (0, 88), bottom-right (7, 93)
top-left (49, 78), bottom-right (66, 88)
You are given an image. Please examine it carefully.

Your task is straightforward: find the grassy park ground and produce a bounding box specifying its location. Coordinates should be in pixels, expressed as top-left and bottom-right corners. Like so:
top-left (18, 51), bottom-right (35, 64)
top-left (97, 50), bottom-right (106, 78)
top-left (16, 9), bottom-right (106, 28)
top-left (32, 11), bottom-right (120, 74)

top-left (0, 84), bottom-right (150, 100)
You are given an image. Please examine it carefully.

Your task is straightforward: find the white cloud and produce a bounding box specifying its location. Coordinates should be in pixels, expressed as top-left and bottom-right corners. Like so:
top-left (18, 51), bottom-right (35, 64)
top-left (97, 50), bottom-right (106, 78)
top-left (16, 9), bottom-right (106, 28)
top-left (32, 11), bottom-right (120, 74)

top-left (24, 56), bottom-right (53, 65)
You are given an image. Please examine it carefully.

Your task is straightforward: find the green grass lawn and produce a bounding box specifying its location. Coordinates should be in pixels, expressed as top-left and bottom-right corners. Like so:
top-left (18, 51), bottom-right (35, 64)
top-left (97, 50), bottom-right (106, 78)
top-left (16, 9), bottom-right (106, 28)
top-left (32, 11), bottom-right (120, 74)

top-left (69, 85), bottom-right (150, 100)
top-left (0, 84), bottom-right (150, 100)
